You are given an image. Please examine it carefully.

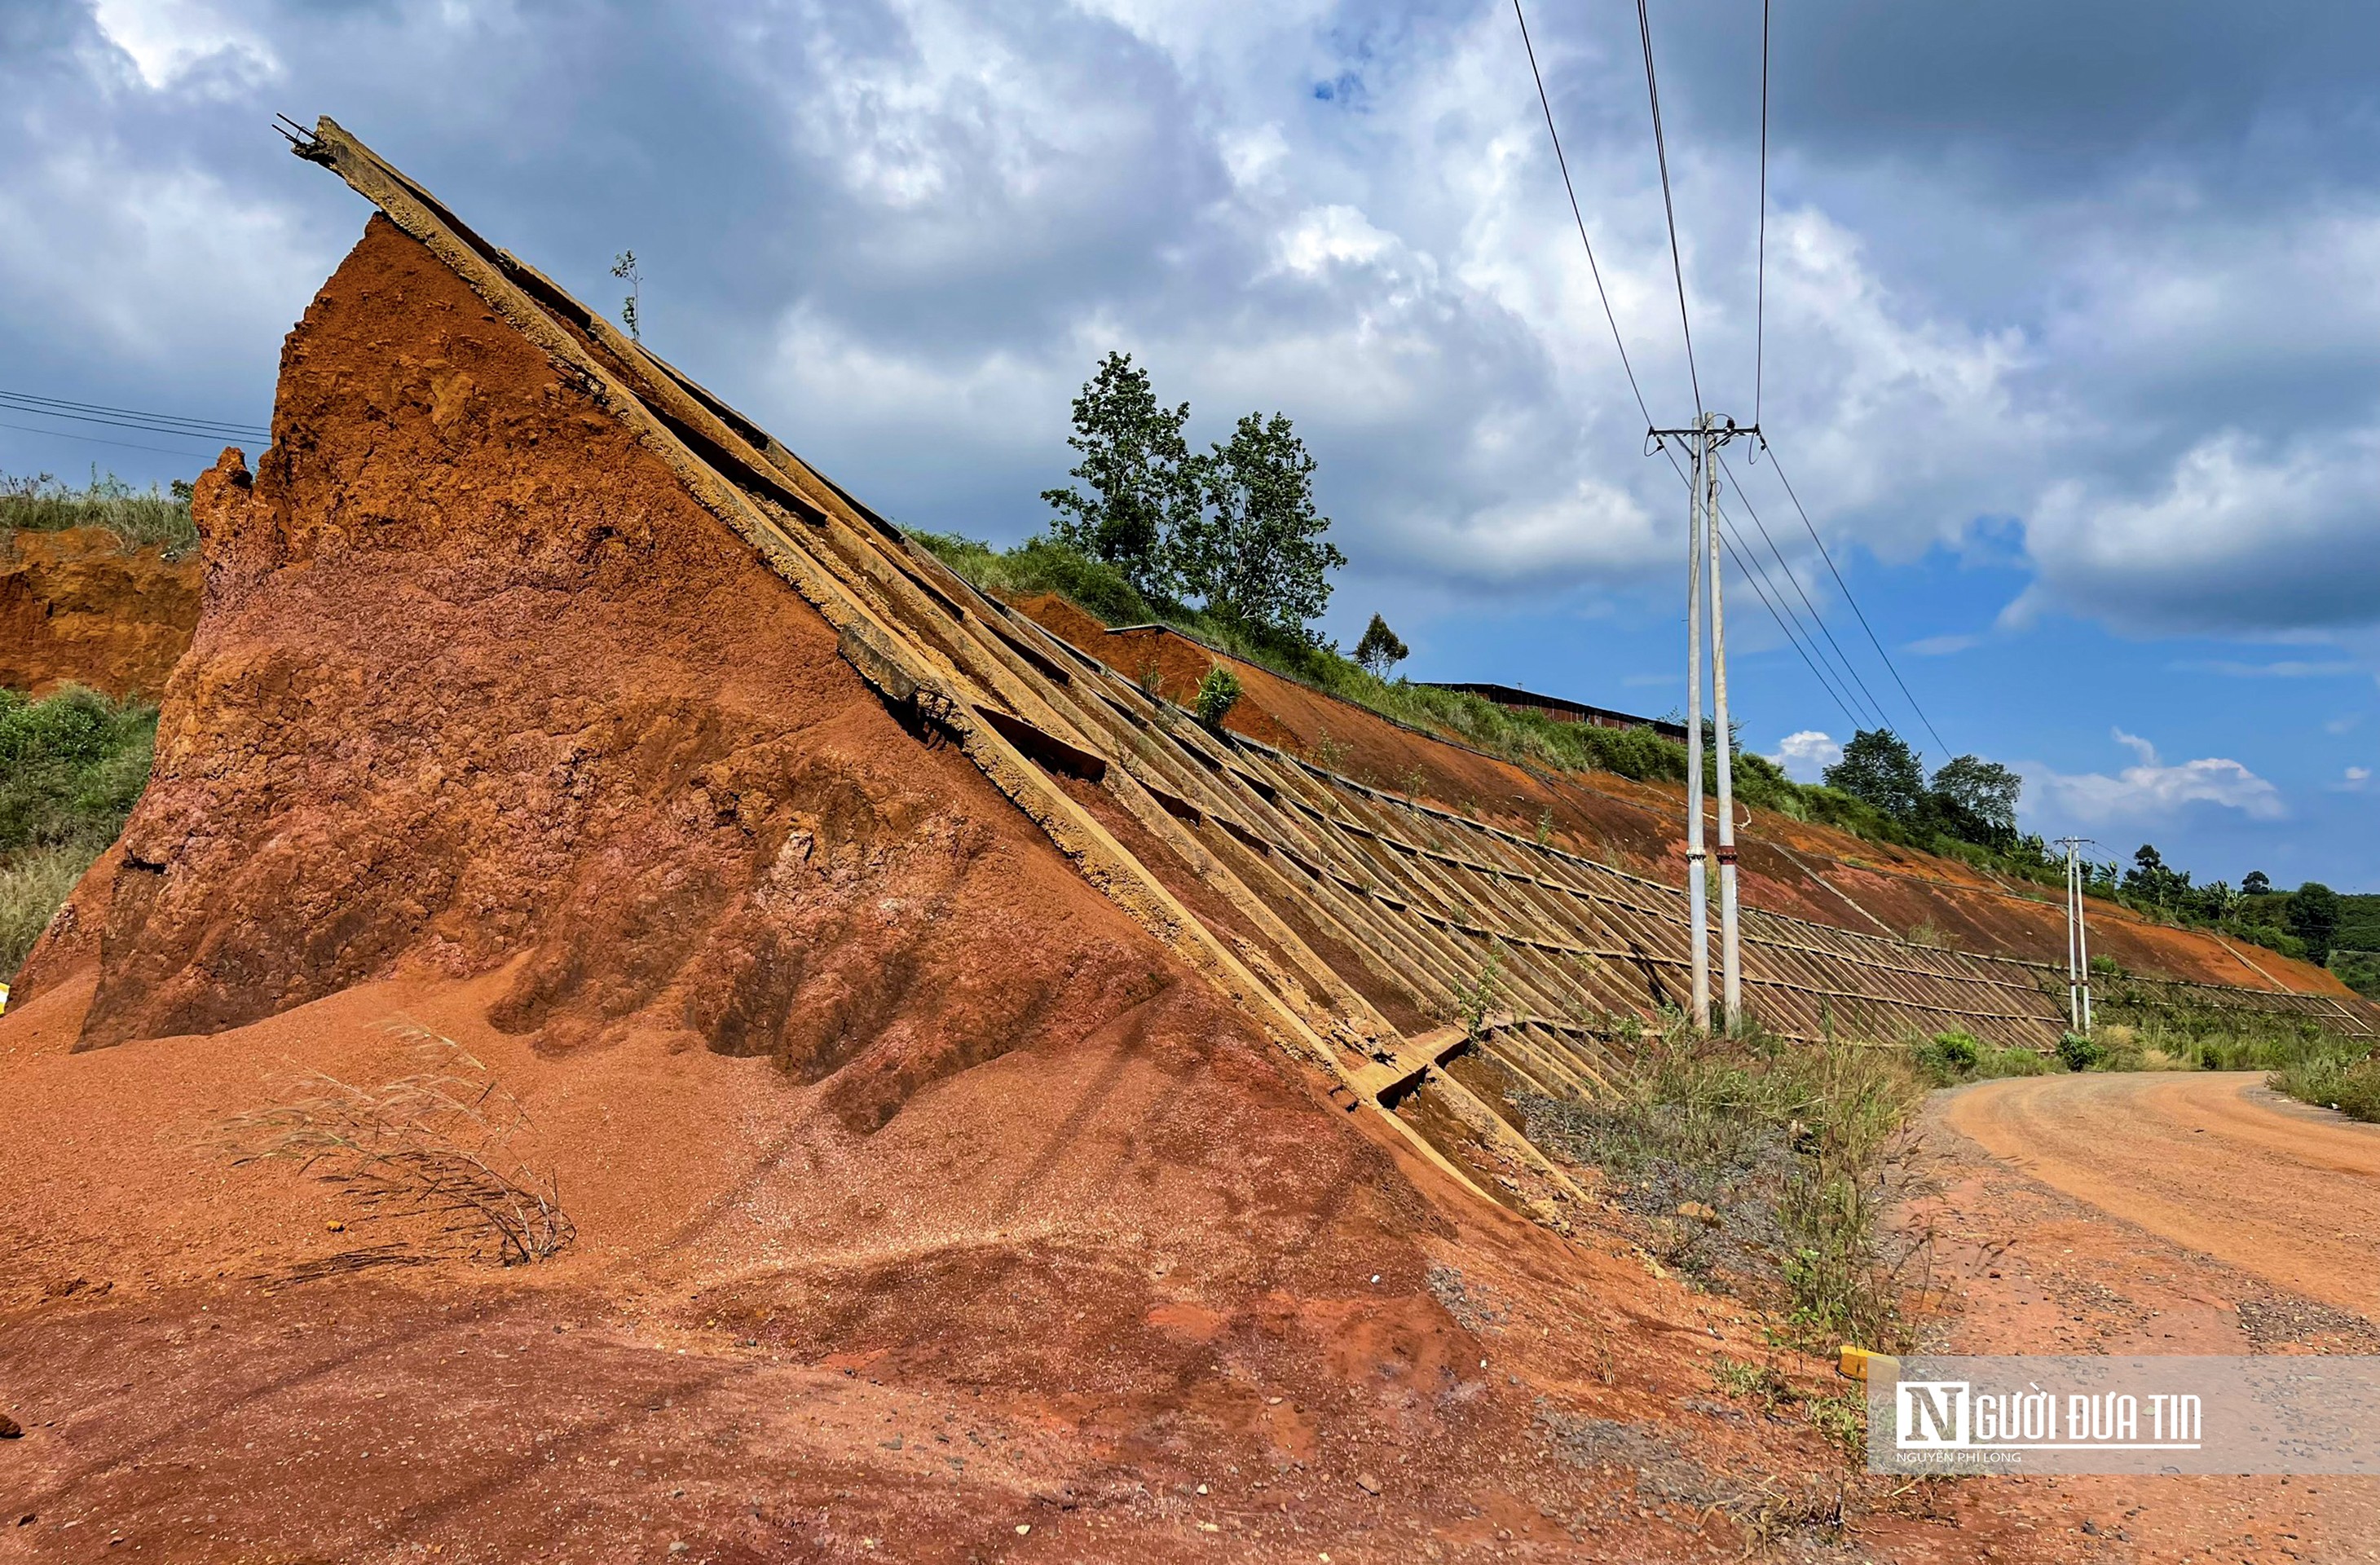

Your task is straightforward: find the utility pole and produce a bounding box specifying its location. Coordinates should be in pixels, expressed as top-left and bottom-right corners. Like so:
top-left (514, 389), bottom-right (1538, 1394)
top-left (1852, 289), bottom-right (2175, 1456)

top-left (1651, 414), bottom-right (1755, 1033)
top-left (1681, 433), bottom-right (1710, 1029)
top-left (2056, 836), bottom-right (2096, 1034)
top-left (1703, 415), bottom-right (1743, 1034)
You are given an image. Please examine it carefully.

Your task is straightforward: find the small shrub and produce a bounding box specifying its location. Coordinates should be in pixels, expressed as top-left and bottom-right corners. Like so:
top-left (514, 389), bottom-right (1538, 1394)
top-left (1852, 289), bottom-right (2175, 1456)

top-left (1193, 664), bottom-right (1242, 728)
top-left (1457, 947), bottom-right (1505, 1034)
top-left (2056, 1032), bottom-right (2105, 1072)
top-left (1912, 1030), bottom-right (1980, 1083)
top-left (0, 686), bottom-right (158, 980)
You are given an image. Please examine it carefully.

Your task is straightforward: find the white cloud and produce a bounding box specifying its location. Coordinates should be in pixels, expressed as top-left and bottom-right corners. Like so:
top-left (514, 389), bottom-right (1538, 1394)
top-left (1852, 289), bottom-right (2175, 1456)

top-left (2023, 728), bottom-right (2285, 827)
top-left (7, 0), bottom-right (2380, 652)
top-left (1906, 633), bottom-right (1981, 657)
top-left (2340, 766), bottom-right (2373, 793)
top-left (90, 0), bottom-right (279, 91)
top-left (2026, 427), bottom-right (2380, 633)
top-left (1772, 730), bottom-right (1843, 782)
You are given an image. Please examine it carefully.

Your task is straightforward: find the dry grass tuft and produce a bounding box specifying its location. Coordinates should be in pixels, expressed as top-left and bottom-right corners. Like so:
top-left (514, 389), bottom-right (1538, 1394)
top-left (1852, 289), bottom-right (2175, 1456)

top-left (212, 1021), bottom-right (575, 1265)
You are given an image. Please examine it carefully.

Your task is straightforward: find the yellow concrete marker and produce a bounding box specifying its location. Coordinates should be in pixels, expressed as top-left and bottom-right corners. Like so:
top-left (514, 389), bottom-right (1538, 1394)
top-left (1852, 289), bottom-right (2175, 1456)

top-left (1837, 1344), bottom-right (1897, 1382)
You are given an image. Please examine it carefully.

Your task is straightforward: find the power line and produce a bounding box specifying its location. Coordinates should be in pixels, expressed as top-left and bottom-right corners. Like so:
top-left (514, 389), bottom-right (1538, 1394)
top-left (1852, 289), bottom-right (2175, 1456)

top-left (1510, 0), bottom-right (1660, 434)
top-left (1760, 436), bottom-right (1953, 756)
top-left (0, 389), bottom-right (268, 443)
top-left (0, 418), bottom-right (228, 459)
top-left (1753, 0), bottom-right (1771, 428)
top-left (1512, 1), bottom-right (1867, 737)
top-left (1710, 501), bottom-right (1864, 731)
top-left (1633, 0), bottom-right (1702, 420)
top-left (1717, 450), bottom-right (1892, 730)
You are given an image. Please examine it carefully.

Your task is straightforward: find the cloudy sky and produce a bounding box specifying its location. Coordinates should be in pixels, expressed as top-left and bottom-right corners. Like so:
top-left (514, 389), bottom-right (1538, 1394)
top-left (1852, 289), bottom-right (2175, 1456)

top-left (6, 0), bottom-right (2378, 890)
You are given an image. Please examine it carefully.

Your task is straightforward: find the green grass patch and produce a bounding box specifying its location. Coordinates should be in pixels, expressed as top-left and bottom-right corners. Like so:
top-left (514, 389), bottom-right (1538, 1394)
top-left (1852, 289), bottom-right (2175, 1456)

top-left (2, 470), bottom-right (197, 558)
top-left (2268, 1053), bottom-right (2380, 1123)
top-left (0, 685), bottom-right (157, 979)
top-left (1523, 1023), bottom-right (1928, 1353)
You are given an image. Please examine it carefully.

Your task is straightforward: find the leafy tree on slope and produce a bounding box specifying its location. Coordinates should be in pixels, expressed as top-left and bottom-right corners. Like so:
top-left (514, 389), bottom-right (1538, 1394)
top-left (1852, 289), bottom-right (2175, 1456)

top-left (1354, 614), bottom-right (1409, 679)
top-left (1041, 351), bottom-right (1197, 597)
top-left (2290, 880), bottom-right (2342, 967)
top-left (1823, 728), bottom-right (1928, 826)
top-left (1175, 410), bottom-right (1346, 639)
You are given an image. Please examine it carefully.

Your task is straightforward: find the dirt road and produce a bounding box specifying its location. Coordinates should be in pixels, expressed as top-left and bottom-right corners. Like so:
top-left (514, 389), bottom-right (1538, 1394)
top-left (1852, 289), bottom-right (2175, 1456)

top-left (1944, 1070), bottom-right (2380, 1316)
top-left (1924, 1071), bottom-right (2380, 1563)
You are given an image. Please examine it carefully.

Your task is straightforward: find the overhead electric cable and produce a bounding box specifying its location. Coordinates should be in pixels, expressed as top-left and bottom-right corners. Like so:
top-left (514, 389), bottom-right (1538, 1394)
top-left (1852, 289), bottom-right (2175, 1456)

top-left (1633, 0), bottom-right (1702, 418)
top-left (0, 390), bottom-right (267, 442)
top-left (1753, 0), bottom-right (1771, 427)
top-left (1717, 451), bottom-right (1892, 730)
top-left (1510, 0), bottom-right (1661, 434)
top-left (1510, 1), bottom-right (1862, 733)
top-left (1761, 436), bottom-right (1952, 755)
top-left (0, 419), bottom-right (229, 458)
top-left (1711, 502), bottom-right (1866, 731)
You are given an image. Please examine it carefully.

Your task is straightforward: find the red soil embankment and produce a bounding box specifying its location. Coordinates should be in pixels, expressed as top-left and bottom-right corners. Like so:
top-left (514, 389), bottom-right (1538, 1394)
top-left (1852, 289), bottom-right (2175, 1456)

top-left (0, 212), bottom-right (2054, 1560)
top-left (1012, 594), bottom-right (2350, 998)
top-left (0, 527), bottom-right (200, 699)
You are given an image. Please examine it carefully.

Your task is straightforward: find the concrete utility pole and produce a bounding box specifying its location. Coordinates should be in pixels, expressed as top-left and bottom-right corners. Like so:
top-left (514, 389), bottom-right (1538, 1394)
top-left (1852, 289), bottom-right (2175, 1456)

top-left (1681, 435), bottom-right (1710, 1028)
top-left (1703, 415), bottom-right (1743, 1034)
top-left (2056, 836), bottom-right (2096, 1034)
top-left (1653, 413), bottom-right (1754, 1033)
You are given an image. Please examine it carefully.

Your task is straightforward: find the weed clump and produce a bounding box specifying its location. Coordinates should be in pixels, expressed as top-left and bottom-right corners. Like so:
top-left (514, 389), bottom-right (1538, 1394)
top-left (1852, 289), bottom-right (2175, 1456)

top-left (2269, 1052), bottom-right (2380, 1124)
top-left (1523, 1025), bottom-right (1927, 1352)
top-left (1, 470), bottom-right (198, 558)
top-left (1912, 1030), bottom-right (1977, 1082)
top-left (2055, 1032), bottom-right (2105, 1072)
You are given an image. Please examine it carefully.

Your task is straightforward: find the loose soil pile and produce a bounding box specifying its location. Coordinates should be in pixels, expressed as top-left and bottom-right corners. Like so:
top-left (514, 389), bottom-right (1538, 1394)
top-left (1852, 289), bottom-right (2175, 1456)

top-left (0, 213), bottom-right (2102, 1561)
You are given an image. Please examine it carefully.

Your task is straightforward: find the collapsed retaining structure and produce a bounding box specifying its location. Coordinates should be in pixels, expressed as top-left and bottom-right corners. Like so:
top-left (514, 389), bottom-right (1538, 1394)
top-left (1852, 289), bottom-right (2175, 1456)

top-left (27, 120), bottom-right (2374, 1215)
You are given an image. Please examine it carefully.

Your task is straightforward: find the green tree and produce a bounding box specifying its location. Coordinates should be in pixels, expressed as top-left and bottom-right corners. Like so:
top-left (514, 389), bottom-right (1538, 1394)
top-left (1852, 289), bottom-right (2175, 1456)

top-left (1822, 728), bottom-right (1928, 825)
top-left (2195, 879), bottom-right (2241, 924)
top-left (1354, 614), bottom-right (1409, 679)
top-left (1927, 754), bottom-right (2021, 848)
top-left (2290, 881), bottom-right (2341, 967)
top-left (2122, 844), bottom-right (2192, 912)
top-left (1176, 411), bottom-right (1346, 637)
top-left (2242, 870), bottom-right (2272, 896)
top-left (1041, 352), bottom-right (1195, 597)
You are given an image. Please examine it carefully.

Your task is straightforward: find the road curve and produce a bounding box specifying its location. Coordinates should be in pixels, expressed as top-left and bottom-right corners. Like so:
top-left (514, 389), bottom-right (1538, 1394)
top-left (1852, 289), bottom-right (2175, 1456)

top-left (1941, 1070), bottom-right (2380, 1317)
